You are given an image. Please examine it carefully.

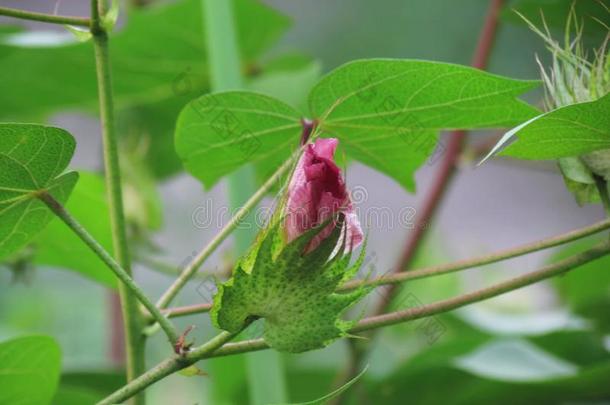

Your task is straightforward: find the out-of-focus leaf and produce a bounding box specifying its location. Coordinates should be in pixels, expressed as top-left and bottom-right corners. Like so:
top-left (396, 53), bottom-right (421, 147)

top-left (271, 366), bottom-right (368, 405)
top-left (549, 236), bottom-right (610, 330)
top-left (504, 0), bottom-right (610, 42)
top-left (368, 336), bottom-right (610, 404)
top-left (0, 123), bottom-right (77, 260)
top-left (0, 0), bottom-right (290, 120)
top-left (0, 335), bottom-right (62, 405)
top-left (52, 370), bottom-right (125, 404)
top-left (35, 172), bottom-right (116, 288)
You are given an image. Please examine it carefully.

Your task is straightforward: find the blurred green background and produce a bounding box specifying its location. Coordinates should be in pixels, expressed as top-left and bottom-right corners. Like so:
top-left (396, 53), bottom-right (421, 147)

top-left (1, 0), bottom-right (609, 404)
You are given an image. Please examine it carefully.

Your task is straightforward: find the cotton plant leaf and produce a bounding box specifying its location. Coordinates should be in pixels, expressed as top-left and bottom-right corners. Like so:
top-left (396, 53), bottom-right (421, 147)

top-left (0, 0), bottom-right (290, 120)
top-left (176, 59), bottom-right (539, 191)
top-left (0, 335), bottom-right (62, 405)
top-left (497, 93), bottom-right (610, 160)
top-left (0, 123), bottom-right (78, 260)
top-left (211, 217), bottom-right (371, 353)
top-left (175, 91), bottom-right (302, 189)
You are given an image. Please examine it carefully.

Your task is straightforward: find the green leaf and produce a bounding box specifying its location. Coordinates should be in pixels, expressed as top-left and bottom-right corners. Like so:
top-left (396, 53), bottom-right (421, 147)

top-left (177, 60), bottom-right (538, 191)
top-left (0, 0), bottom-right (289, 120)
top-left (211, 218), bottom-right (370, 353)
top-left (0, 335), bottom-right (62, 405)
top-left (500, 93), bottom-right (610, 160)
top-left (34, 172), bottom-right (116, 288)
top-left (102, 0), bottom-right (120, 32)
top-left (271, 366), bottom-right (368, 405)
top-left (309, 59), bottom-right (539, 190)
top-left (175, 91), bottom-right (301, 188)
top-left (0, 123), bottom-right (77, 260)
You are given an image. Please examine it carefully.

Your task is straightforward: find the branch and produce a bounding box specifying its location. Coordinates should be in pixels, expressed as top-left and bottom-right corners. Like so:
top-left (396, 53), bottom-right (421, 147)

top-left (89, 0), bottom-right (147, 395)
top-left (39, 193), bottom-right (180, 346)
top-left (157, 217), bottom-right (610, 320)
top-left (155, 155), bottom-right (297, 310)
top-left (97, 330), bottom-right (240, 405)
top-left (0, 6), bottom-right (91, 27)
top-left (99, 240), bottom-right (610, 403)
top-left (375, 0), bottom-right (505, 314)
top-left (208, 240), bottom-right (610, 356)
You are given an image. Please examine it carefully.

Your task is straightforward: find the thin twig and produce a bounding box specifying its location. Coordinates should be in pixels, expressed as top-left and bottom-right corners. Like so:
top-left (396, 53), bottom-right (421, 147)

top-left (157, 217), bottom-right (610, 320)
top-left (0, 5), bottom-right (91, 27)
top-left (99, 240), bottom-right (610, 403)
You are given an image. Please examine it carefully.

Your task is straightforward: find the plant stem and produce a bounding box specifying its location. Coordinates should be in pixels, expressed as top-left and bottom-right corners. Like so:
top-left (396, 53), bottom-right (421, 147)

top-left (206, 240), bottom-right (610, 357)
top-left (155, 156), bottom-right (295, 310)
top-left (158, 217), bottom-right (610, 319)
top-left (100, 240), bottom-right (610, 402)
top-left (97, 330), bottom-right (240, 405)
top-left (90, 1), bottom-right (146, 400)
top-left (375, 0), bottom-right (505, 315)
top-left (38, 193), bottom-right (180, 345)
top-left (0, 6), bottom-right (91, 27)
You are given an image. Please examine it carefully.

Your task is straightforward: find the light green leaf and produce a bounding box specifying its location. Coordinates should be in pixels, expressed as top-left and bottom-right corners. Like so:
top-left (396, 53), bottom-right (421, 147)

top-left (309, 59), bottom-right (539, 190)
top-left (211, 218), bottom-right (370, 353)
top-left (34, 172), bottom-right (116, 288)
top-left (0, 335), bottom-right (62, 405)
top-left (64, 26), bottom-right (92, 43)
top-left (102, 0), bottom-right (120, 32)
top-left (177, 59), bottom-right (538, 191)
top-left (0, 123), bottom-right (77, 260)
top-left (501, 93), bottom-right (610, 159)
top-left (271, 366), bottom-right (368, 405)
top-left (175, 91), bottom-right (301, 188)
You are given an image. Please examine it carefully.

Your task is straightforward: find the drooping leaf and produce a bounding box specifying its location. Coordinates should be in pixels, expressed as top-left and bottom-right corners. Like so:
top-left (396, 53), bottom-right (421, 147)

top-left (211, 219), bottom-right (370, 353)
top-left (499, 93), bottom-right (610, 160)
top-left (0, 0), bottom-right (289, 120)
top-left (34, 172), bottom-right (116, 288)
top-left (175, 91), bottom-right (302, 189)
top-left (0, 335), bottom-right (62, 405)
top-left (0, 123), bottom-right (78, 260)
top-left (177, 60), bottom-right (538, 191)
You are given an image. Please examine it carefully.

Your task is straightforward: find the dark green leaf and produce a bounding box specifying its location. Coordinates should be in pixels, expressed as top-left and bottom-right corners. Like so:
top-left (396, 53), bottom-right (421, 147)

top-left (0, 335), bottom-right (62, 405)
top-left (0, 123), bottom-right (77, 260)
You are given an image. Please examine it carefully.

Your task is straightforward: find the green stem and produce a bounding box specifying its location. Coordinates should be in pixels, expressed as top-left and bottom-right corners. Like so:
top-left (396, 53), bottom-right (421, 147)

top-left (155, 156), bottom-right (295, 309)
top-left (97, 330), bottom-right (240, 405)
top-left (38, 192), bottom-right (180, 345)
top-left (90, 1), bottom-right (146, 401)
top-left (0, 6), bottom-right (91, 27)
top-left (99, 241), bottom-right (610, 402)
top-left (157, 217), bottom-right (610, 319)
top-left (208, 240), bottom-right (610, 356)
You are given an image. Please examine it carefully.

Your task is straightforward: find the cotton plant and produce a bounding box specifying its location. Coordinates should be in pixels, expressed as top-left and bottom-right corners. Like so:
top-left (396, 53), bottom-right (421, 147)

top-left (212, 138), bottom-right (371, 353)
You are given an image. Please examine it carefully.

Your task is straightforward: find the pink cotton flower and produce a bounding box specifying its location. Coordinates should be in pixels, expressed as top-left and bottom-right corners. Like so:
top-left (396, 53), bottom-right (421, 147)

top-left (285, 138), bottom-right (363, 253)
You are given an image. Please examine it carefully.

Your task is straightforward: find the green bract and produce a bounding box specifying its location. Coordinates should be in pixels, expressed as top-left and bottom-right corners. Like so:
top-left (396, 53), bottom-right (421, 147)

top-left (211, 216), bottom-right (370, 353)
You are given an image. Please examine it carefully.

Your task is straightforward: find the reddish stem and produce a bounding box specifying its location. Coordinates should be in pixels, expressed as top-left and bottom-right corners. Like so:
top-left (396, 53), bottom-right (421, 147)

top-left (373, 0), bottom-right (505, 317)
top-left (108, 291), bottom-right (125, 366)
